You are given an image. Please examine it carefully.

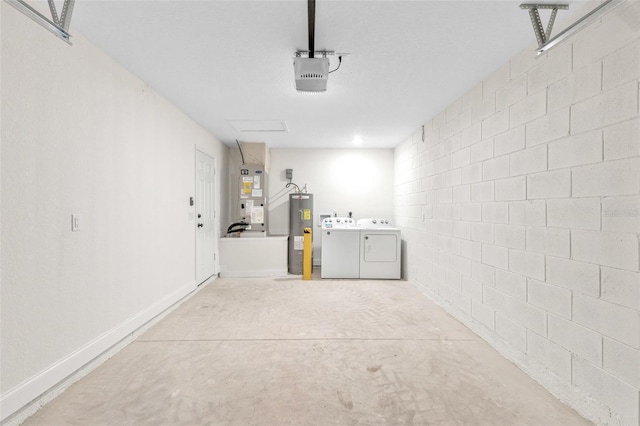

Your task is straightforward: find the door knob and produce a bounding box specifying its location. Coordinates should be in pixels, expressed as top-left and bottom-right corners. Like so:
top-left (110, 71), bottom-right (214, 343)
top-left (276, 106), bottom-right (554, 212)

top-left (198, 223), bottom-right (203, 228)
top-left (197, 214), bottom-right (202, 218)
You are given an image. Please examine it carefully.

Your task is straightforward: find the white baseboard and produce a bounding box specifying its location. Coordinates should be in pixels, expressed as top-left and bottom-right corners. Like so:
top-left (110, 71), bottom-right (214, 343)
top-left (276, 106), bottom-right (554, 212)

top-left (0, 279), bottom-right (205, 425)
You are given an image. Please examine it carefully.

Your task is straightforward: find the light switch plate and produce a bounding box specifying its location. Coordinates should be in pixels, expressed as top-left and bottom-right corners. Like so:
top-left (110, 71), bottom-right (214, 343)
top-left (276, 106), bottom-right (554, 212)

top-left (71, 214), bottom-right (80, 231)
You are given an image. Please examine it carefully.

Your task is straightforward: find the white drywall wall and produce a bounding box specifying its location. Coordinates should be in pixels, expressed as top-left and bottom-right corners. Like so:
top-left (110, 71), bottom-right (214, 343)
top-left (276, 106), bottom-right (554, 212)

top-left (268, 148), bottom-right (395, 231)
top-left (227, 148), bottom-right (394, 265)
top-left (0, 3), bottom-right (228, 421)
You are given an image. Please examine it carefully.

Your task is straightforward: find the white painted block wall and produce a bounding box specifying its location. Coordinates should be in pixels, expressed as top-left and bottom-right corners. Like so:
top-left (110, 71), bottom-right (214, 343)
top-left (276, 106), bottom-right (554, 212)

top-left (394, 2), bottom-right (640, 424)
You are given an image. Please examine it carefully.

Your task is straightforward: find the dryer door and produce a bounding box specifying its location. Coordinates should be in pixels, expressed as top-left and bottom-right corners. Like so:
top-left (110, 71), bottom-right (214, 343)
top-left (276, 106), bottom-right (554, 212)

top-left (363, 233), bottom-right (398, 262)
top-left (360, 231), bottom-right (401, 279)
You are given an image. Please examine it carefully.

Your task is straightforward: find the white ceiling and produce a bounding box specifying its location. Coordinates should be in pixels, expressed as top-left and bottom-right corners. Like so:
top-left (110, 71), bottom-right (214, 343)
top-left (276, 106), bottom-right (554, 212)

top-left (68, 1), bottom-right (582, 149)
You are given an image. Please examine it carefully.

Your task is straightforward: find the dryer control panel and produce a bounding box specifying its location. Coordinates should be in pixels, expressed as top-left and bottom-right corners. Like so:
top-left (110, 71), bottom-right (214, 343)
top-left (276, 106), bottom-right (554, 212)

top-left (357, 218), bottom-right (393, 228)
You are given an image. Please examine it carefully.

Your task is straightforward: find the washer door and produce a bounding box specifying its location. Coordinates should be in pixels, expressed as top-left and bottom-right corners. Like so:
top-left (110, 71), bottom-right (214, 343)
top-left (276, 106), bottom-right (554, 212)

top-left (321, 230), bottom-right (360, 278)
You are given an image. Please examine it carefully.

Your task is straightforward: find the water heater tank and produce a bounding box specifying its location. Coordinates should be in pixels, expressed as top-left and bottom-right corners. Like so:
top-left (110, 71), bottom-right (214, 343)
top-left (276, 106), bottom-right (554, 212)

top-left (288, 193), bottom-right (313, 274)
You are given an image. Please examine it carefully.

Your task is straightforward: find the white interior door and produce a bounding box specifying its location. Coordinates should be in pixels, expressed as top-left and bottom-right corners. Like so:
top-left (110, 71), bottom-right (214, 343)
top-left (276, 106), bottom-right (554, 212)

top-left (195, 150), bottom-right (217, 284)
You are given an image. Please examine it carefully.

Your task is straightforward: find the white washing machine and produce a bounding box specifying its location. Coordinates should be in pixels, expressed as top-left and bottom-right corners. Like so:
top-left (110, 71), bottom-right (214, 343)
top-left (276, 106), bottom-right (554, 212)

top-left (320, 217), bottom-right (360, 278)
top-left (357, 218), bottom-right (401, 279)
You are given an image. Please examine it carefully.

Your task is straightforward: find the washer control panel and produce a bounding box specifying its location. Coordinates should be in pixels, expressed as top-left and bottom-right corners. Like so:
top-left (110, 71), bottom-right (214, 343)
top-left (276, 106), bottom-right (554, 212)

top-left (322, 217), bottom-right (357, 229)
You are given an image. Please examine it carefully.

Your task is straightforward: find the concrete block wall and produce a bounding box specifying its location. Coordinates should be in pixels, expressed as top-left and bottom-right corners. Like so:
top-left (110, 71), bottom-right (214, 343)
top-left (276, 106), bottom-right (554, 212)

top-left (394, 2), bottom-right (640, 424)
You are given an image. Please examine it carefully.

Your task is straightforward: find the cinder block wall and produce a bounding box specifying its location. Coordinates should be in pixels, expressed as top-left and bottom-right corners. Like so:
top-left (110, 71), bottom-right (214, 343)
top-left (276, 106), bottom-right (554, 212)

top-left (394, 2), bottom-right (640, 424)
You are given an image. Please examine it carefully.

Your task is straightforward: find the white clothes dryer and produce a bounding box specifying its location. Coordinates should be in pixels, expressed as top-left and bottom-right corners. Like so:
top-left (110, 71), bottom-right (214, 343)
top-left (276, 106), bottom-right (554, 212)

top-left (320, 217), bottom-right (360, 278)
top-left (357, 218), bottom-right (401, 279)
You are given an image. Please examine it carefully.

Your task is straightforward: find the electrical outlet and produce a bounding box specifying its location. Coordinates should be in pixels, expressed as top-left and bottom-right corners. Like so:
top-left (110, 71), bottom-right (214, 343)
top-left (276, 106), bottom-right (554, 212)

top-left (71, 214), bottom-right (80, 231)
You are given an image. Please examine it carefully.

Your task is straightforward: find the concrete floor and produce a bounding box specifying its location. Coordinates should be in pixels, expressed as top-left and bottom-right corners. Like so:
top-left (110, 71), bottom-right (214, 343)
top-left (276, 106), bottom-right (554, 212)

top-left (24, 275), bottom-right (591, 425)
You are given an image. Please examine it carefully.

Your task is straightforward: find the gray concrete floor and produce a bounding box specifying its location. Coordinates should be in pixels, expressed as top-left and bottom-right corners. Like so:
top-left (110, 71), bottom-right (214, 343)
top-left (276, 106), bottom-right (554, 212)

top-left (24, 275), bottom-right (591, 425)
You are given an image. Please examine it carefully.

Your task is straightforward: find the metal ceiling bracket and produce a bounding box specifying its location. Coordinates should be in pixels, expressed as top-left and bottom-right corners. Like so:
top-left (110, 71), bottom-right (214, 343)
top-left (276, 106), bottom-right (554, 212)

top-left (295, 50), bottom-right (336, 58)
top-left (520, 3), bottom-right (569, 48)
top-left (46, 0), bottom-right (59, 25)
top-left (5, 0), bottom-right (74, 44)
top-left (521, 0), bottom-right (624, 54)
top-left (58, 0), bottom-right (76, 31)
